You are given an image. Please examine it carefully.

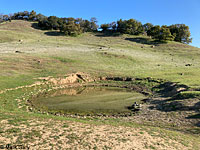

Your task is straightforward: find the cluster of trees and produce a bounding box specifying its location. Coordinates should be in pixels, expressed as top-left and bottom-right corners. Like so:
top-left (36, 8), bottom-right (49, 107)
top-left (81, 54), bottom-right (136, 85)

top-left (0, 10), bottom-right (192, 43)
top-left (0, 10), bottom-right (98, 36)
top-left (100, 19), bottom-right (192, 44)
top-left (38, 16), bottom-right (98, 36)
top-left (0, 14), bottom-right (11, 22)
top-left (0, 10), bottom-right (41, 22)
top-left (145, 24), bottom-right (192, 43)
top-left (100, 19), bottom-right (143, 35)
top-left (11, 10), bottom-right (38, 21)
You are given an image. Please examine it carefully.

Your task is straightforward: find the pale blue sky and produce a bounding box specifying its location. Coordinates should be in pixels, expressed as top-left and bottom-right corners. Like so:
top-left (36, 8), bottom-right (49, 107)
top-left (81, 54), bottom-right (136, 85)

top-left (1, 0), bottom-right (199, 47)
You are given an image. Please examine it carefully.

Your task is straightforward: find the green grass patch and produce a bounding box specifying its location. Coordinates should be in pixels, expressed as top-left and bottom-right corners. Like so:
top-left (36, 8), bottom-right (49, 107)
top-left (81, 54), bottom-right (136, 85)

top-left (175, 91), bottom-right (200, 99)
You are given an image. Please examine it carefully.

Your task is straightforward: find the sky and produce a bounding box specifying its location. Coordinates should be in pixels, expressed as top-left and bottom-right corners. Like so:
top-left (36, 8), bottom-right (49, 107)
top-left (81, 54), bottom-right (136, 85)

top-left (1, 0), bottom-right (200, 47)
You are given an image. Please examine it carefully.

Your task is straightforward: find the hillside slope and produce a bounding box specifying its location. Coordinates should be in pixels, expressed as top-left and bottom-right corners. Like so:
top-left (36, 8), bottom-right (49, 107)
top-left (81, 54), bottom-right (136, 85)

top-left (0, 20), bottom-right (200, 149)
top-left (1, 20), bottom-right (200, 89)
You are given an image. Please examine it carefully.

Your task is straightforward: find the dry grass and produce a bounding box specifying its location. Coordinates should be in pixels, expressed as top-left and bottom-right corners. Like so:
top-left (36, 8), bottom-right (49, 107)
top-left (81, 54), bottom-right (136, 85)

top-left (0, 118), bottom-right (194, 150)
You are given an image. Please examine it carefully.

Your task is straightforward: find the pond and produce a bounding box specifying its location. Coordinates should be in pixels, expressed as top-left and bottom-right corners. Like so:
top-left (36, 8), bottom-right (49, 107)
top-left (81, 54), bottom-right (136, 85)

top-left (31, 86), bottom-right (146, 116)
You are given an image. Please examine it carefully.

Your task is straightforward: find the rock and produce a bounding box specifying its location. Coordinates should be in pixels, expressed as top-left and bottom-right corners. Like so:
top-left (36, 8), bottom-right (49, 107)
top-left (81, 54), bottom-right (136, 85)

top-left (130, 102), bottom-right (141, 111)
top-left (19, 39), bottom-right (23, 42)
top-left (1, 120), bottom-right (8, 124)
top-left (176, 87), bottom-right (187, 92)
top-left (185, 64), bottom-right (192, 66)
top-left (100, 76), bottom-right (106, 80)
top-left (124, 77), bottom-right (132, 81)
top-left (15, 50), bottom-right (22, 53)
top-left (141, 98), bottom-right (151, 103)
top-left (151, 45), bottom-right (155, 48)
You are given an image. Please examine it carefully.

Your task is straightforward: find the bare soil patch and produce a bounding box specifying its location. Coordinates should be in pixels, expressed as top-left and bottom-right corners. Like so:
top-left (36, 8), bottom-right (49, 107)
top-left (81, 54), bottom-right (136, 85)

top-left (0, 118), bottom-right (190, 150)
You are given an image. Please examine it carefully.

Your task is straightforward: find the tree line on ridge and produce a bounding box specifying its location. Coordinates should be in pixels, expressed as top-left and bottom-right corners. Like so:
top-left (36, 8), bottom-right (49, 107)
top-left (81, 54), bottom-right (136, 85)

top-left (0, 10), bottom-right (192, 44)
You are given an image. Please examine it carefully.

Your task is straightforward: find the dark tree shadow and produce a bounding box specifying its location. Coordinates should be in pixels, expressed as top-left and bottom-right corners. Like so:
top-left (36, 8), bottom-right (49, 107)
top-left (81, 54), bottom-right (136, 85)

top-left (149, 95), bottom-right (200, 126)
top-left (31, 23), bottom-right (65, 36)
top-left (125, 37), bottom-right (167, 45)
top-left (146, 81), bottom-right (200, 127)
top-left (149, 99), bottom-right (192, 112)
top-left (44, 31), bottom-right (65, 36)
top-left (95, 31), bottom-right (121, 37)
top-left (152, 81), bottom-right (188, 98)
top-left (186, 113), bottom-right (200, 131)
top-left (186, 114), bottom-right (200, 119)
top-left (194, 101), bottom-right (200, 108)
top-left (31, 23), bottom-right (41, 30)
top-left (196, 122), bottom-right (200, 127)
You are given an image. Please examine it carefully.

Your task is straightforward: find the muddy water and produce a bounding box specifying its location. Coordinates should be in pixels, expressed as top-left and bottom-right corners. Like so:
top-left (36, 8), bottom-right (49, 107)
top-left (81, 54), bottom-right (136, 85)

top-left (32, 86), bottom-right (146, 115)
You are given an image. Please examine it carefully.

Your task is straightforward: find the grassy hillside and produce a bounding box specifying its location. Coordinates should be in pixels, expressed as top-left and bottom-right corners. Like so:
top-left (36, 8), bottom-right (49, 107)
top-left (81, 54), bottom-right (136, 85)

top-left (1, 21), bottom-right (200, 89)
top-left (0, 20), bottom-right (200, 149)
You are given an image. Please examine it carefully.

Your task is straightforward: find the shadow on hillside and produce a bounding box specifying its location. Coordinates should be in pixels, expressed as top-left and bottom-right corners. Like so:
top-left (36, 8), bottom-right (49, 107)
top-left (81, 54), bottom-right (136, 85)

top-left (31, 23), bottom-right (65, 36)
top-left (152, 82), bottom-right (188, 98)
top-left (149, 82), bottom-right (197, 113)
top-left (149, 98), bottom-right (198, 112)
top-left (44, 31), bottom-right (65, 36)
top-left (31, 23), bottom-right (41, 30)
top-left (186, 113), bottom-right (200, 132)
top-left (95, 31), bottom-right (121, 37)
top-left (187, 113), bottom-right (200, 119)
top-left (147, 81), bottom-right (200, 128)
top-left (149, 97), bottom-right (200, 128)
top-left (125, 37), bottom-right (167, 45)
